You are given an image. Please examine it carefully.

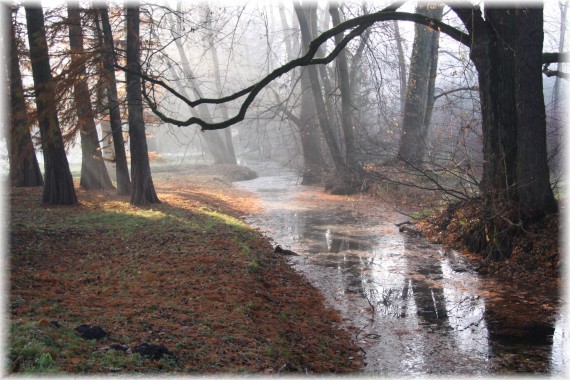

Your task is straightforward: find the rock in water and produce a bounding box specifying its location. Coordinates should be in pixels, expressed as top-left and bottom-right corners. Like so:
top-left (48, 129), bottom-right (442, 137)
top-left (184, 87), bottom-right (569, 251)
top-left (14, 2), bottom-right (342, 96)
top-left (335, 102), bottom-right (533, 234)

top-left (75, 324), bottom-right (108, 340)
top-left (133, 343), bottom-right (174, 360)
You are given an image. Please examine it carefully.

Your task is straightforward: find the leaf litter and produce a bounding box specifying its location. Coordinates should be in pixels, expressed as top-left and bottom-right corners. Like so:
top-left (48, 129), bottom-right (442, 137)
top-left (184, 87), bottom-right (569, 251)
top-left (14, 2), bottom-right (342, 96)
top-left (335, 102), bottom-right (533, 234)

top-left (8, 165), bottom-right (362, 374)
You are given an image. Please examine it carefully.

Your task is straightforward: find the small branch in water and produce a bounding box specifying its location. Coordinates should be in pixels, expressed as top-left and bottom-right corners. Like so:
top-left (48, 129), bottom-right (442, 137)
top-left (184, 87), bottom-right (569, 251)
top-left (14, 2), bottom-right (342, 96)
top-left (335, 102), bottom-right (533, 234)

top-left (274, 245), bottom-right (299, 256)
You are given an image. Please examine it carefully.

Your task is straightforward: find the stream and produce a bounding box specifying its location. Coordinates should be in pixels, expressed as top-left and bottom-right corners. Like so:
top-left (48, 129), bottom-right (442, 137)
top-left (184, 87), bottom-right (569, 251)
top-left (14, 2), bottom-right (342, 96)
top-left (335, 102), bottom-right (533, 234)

top-left (235, 164), bottom-right (567, 375)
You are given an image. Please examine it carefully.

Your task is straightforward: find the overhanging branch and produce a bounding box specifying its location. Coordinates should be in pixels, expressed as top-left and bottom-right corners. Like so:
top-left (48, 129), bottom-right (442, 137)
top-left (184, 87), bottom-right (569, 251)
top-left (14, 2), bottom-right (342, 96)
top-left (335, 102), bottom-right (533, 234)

top-left (140, 5), bottom-right (569, 131)
top-left (140, 9), bottom-right (469, 131)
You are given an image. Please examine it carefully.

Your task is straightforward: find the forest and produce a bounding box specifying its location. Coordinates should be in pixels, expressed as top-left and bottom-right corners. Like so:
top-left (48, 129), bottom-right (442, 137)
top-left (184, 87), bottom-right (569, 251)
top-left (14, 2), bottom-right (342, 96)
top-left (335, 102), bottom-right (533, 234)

top-left (4, 0), bottom-right (568, 375)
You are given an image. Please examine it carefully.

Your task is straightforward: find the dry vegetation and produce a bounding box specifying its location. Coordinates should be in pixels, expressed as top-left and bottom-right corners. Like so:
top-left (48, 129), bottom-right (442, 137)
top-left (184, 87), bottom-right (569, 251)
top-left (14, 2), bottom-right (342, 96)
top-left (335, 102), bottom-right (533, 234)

top-left (8, 165), bottom-right (362, 374)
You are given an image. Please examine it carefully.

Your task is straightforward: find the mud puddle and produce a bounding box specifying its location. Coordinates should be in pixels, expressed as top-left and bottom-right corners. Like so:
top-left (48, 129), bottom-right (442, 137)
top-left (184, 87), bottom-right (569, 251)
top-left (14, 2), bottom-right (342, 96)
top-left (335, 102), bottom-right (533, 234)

top-left (235, 164), bottom-right (567, 375)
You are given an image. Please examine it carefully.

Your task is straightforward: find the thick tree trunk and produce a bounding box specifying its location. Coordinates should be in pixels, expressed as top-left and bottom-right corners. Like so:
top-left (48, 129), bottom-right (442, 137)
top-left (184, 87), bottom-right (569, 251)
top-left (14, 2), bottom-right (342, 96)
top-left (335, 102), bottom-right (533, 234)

top-left (8, 8), bottom-right (43, 188)
top-left (514, 6), bottom-right (557, 216)
top-left (98, 6), bottom-right (131, 195)
top-left (451, 5), bottom-right (558, 258)
top-left (398, 3), bottom-right (443, 165)
top-left (25, 5), bottom-right (77, 204)
top-left (126, 3), bottom-right (159, 205)
top-left (67, 4), bottom-right (114, 190)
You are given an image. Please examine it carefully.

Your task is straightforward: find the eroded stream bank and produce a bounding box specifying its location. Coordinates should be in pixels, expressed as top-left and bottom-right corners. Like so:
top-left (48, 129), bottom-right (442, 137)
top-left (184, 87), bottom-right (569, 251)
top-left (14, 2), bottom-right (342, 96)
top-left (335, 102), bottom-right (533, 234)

top-left (235, 164), bottom-right (567, 375)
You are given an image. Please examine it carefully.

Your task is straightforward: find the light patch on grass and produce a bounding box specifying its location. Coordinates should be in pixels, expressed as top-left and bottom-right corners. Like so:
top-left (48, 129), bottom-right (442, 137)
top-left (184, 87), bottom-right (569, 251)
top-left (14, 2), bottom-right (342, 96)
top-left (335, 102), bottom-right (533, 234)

top-left (70, 208), bottom-right (169, 232)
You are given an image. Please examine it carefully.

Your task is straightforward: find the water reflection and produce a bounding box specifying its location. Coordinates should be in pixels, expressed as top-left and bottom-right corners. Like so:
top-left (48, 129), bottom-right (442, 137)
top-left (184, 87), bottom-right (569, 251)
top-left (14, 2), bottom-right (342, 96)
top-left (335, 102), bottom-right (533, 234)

top-left (236, 167), bottom-right (563, 375)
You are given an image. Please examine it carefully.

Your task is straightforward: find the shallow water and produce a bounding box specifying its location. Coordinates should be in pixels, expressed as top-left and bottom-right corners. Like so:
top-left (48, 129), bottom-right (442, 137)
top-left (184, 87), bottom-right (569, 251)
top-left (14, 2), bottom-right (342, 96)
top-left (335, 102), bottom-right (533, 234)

top-left (235, 164), bottom-right (567, 375)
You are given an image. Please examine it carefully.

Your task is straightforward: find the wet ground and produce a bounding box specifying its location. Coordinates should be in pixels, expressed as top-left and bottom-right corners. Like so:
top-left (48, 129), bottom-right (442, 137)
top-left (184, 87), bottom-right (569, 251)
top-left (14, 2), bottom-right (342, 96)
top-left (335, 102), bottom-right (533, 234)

top-left (236, 164), bottom-right (568, 375)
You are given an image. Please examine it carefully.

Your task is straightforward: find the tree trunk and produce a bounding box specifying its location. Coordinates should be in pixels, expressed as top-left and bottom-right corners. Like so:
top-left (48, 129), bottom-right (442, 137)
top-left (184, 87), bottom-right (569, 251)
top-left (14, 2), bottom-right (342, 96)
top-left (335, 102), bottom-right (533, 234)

top-left (330, 3), bottom-right (362, 175)
top-left (398, 3), bottom-right (443, 165)
top-left (423, 17), bottom-right (442, 130)
top-left (125, 3), bottom-right (160, 205)
top-left (25, 5), bottom-right (77, 204)
top-left (8, 7), bottom-right (43, 188)
top-left (171, 8), bottom-right (233, 165)
top-left (279, 3), bottom-right (326, 185)
top-left (514, 6), bottom-right (557, 216)
top-left (207, 26), bottom-right (238, 165)
top-left (295, 4), bottom-right (344, 172)
top-left (67, 4), bottom-right (114, 190)
top-left (451, 5), bottom-right (558, 257)
top-left (393, 20), bottom-right (407, 116)
top-left (298, 66), bottom-right (328, 184)
top-left (97, 6), bottom-right (132, 195)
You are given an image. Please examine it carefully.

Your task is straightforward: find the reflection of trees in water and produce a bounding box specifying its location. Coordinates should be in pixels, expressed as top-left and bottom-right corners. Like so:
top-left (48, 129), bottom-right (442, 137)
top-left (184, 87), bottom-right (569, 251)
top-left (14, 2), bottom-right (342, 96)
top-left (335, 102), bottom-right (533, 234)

top-left (302, 216), bottom-right (452, 331)
top-left (402, 236), bottom-right (451, 331)
top-left (295, 211), bottom-right (455, 333)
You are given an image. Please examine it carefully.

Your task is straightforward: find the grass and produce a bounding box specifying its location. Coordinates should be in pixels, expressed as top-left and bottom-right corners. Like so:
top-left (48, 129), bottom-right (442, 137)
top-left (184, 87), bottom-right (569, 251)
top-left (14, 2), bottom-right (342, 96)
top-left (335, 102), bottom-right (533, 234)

top-left (8, 166), bottom-right (362, 374)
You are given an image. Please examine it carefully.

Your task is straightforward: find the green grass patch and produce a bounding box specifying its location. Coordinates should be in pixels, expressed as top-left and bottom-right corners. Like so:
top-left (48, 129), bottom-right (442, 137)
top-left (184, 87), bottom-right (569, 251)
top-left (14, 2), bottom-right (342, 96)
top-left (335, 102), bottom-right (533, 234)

top-left (70, 209), bottom-right (169, 232)
top-left (9, 320), bottom-right (178, 373)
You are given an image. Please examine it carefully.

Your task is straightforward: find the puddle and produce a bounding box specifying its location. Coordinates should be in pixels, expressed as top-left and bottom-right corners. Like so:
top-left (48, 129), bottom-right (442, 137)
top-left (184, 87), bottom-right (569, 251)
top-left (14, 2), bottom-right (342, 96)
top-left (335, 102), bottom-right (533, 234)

top-left (235, 164), bottom-right (567, 375)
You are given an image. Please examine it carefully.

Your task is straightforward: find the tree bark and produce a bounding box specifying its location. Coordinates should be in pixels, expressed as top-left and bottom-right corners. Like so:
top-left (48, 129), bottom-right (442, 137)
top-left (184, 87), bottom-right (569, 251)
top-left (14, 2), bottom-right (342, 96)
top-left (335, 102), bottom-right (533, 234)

top-left (126, 3), bottom-right (160, 205)
top-left (67, 3), bottom-right (114, 190)
top-left (295, 3), bottom-right (344, 172)
top-left (25, 5), bottom-right (77, 204)
top-left (278, 3), bottom-right (326, 184)
top-left (514, 6), bottom-right (557, 215)
top-left (398, 3), bottom-right (443, 165)
top-left (97, 5), bottom-right (132, 195)
top-left (330, 3), bottom-right (363, 181)
top-left (393, 20), bottom-right (407, 116)
top-left (423, 14), bottom-right (442, 130)
top-left (8, 7), bottom-right (43, 188)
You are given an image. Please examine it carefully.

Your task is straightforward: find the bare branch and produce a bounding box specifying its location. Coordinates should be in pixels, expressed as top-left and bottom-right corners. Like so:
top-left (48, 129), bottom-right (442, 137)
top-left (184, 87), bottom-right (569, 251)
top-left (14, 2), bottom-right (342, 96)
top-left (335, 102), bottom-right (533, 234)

top-left (135, 8), bottom-right (470, 130)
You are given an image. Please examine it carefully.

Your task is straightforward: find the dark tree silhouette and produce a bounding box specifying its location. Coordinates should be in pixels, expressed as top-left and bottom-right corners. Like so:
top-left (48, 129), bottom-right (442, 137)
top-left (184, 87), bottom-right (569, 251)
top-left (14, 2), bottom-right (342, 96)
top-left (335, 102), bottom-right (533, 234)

top-left (125, 2), bottom-right (159, 205)
top-left (96, 5), bottom-right (131, 195)
top-left (67, 3), bottom-right (114, 190)
top-left (25, 5), bottom-right (77, 204)
top-left (8, 7), bottom-right (43, 188)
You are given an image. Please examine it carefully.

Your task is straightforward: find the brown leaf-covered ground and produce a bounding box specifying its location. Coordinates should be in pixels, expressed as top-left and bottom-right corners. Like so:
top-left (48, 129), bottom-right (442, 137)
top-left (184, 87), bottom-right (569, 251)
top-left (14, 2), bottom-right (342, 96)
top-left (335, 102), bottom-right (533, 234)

top-left (8, 165), bottom-right (362, 374)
